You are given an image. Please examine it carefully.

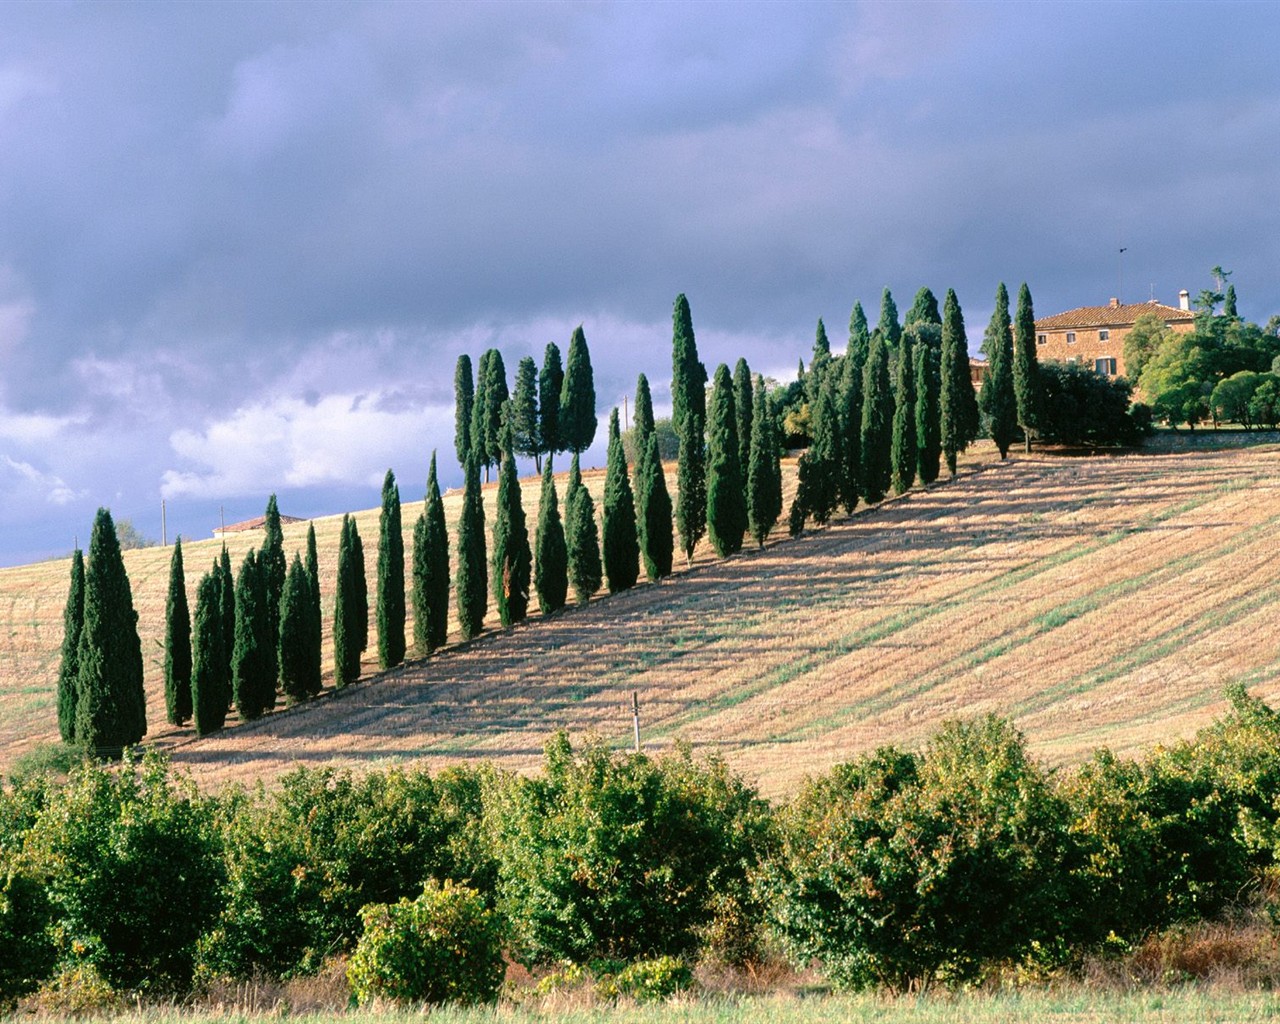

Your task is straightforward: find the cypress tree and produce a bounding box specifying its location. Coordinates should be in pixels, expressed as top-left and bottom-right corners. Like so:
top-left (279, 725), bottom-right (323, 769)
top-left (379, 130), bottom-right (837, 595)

top-left (671, 293), bottom-right (707, 437)
top-left (878, 288), bottom-right (902, 350)
top-left (351, 517), bottom-right (368, 656)
top-left (538, 342), bottom-right (564, 458)
top-left (534, 457), bottom-right (569, 613)
top-left (455, 457), bottom-right (488, 639)
top-left (676, 408), bottom-right (706, 563)
top-left (808, 319), bottom-right (832, 405)
top-left (471, 349), bottom-right (508, 481)
top-left (733, 357), bottom-right (753, 476)
top-left (377, 469), bottom-right (406, 669)
top-left (232, 550), bottom-right (272, 720)
top-left (904, 286), bottom-right (942, 328)
top-left (217, 545), bottom-right (235, 704)
top-left (1013, 282), bottom-right (1041, 454)
top-left (56, 547), bottom-right (85, 743)
top-left (602, 408), bottom-right (640, 591)
top-left (912, 323), bottom-right (943, 484)
top-left (980, 282), bottom-right (1018, 459)
top-left (261, 495), bottom-right (286, 675)
top-left (334, 516), bottom-right (360, 687)
top-left (747, 375), bottom-right (781, 547)
top-left (305, 522), bottom-right (322, 691)
top-left (941, 288), bottom-right (977, 476)
top-left (191, 569), bottom-right (227, 736)
top-left (634, 373), bottom-right (655, 450)
top-left (891, 329), bottom-right (918, 494)
top-left (636, 432), bottom-right (674, 580)
top-left (279, 554), bottom-right (313, 703)
top-left (512, 355), bottom-right (541, 469)
top-left (1224, 283), bottom-right (1238, 319)
top-left (559, 326), bottom-right (597, 455)
top-left (492, 433), bottom-right (532, 625)
top-left (75, 507), bottom-right (146, 754)
top-left (414, 453), bottom-right (450, 654)
top-left (455, 353), bottom-right (475, 468)
top-left (840, 302), bottom-right (871, 512)
top-left (565, 454), bottom-right (602, 603)
top-left (804, 374), bottom-right (842, 524)
top-left (860, 329), bottom-right (893, 503)
top-left (163, 538), bottom-right (192, 727)
top-left (705, 364), bottom-right (747, 554)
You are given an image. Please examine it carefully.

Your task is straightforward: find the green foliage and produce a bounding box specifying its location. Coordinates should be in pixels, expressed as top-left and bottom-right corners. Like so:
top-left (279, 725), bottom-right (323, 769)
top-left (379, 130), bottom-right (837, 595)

top-left (602, 409), bottom-right (640, 591)
top-left (511, 355), bottom-right (541, 465)
top-left (454, 353), bottom-right (474, 468)
top-left (904, 286), bottom-right (941, 328)
top-left (217, 545), bottom-right (235, 689)
top-left (706, 364), bottom-right (747, 555)
top-left (911, 323), bottom-right (942, 485)
top-left (232, 550), bottom-right (276, 721)
top-left (671, 293), bottom-right (707, 438)
top-left (838, 342), bottom-right (863, 513)
top-left (75, 508), bottom-right (146, 755)
top-left (733, 358), bottom-right (754, 477)
top-left (488, 733), bottom-right (770, 966)
top-left (191, 569), bottom-right (227, 736)
top-left (940, 288), bottom-right (977, 475)
top-left (565, 455), bottom-right (603, 604)
top-left (878, 288), bottom-right (901, 350)
top-left (260, 495), bottom-right (287, 671)
top-left (163, 540), bottom-right (192, 727)
top-left (333, 516), bottom-right (362, 686)
top-left (305, 523), bottom-right (321, 662)
top-left (859, 330), bottom-right (893, 503)
top-left (807, 319), bottom-right (832, 404)
top-left (629, 373), bottom-right (657, 455)
top-left (623, 417), bottom-right (679, 464)
top-left (1012, 282), bottom-right (1041, 452)
top-left (455, 458), bottom-right (488, 640)
top-left (0, 859), bottom-right (55, 1007)
top-left (1038, 362), bottom-right (1146, 445)
top-left (492, 444), bottom-right (532, 626)
top-left (747, 374), bottom-right (782, 546)
top-left (802, 373), bottom-right (842, 525)
top-left (1211, 370), bottom-right (1272, 427)
top-left (539, 342), bottom-right (564, 457)
top-left (560, 326), bottom-right (598, 455)
top-left (471, 348), bottom-right (509, 477)
top-left (978, 283), bottom-right (1018, 458)
top-left (377, 469), bottom-right (406, 668)
top-left (347, 880), bottom-right (504, 1006)
top-left (890, 329), bottom-right (917, 494)
top-left (676, 409), bottom-right (706, 563)
top-left (414, 453), bottom-right (451, 654)
top-left (56, 549), bottom-right (84, 743)
top-left (279, 555), bottom-right (316, 702)
top-left (534, 458), bottom-right (569, 613)
top-left (22, 751), bottom-right (224, 993)
top-left (636, 433), bottom-right (674, 580)
top-left (113, 518), bottom-right (155, 551)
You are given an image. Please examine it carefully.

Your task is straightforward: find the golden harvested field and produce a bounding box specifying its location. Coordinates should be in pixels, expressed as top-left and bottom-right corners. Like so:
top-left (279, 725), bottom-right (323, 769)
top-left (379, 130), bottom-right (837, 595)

top-left (3, 443), bottom-right (1280, 797)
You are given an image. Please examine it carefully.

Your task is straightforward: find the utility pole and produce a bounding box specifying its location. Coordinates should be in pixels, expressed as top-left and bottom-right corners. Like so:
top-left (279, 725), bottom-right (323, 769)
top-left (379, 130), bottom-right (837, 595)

top-left (220, 505), bottom-right (225, 537)
top-left (631, 691), bottom-right (641, 753)
top-left (623, 394), bottom-right (629, 433)
top-left (161, 499), bottom-right (167, 547)
top-left (1118, 247), bottom-right (1127, 302)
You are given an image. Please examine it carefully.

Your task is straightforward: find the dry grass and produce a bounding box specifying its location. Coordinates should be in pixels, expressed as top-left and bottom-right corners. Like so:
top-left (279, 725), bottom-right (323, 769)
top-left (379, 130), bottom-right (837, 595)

top-left (3, 443), bottom-right (1280, 797)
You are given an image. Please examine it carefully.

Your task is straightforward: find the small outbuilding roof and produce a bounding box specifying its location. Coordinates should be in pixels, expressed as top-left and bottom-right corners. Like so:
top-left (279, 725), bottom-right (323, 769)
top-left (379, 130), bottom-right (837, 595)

top-left (213, 513), bottom-right (305, 538)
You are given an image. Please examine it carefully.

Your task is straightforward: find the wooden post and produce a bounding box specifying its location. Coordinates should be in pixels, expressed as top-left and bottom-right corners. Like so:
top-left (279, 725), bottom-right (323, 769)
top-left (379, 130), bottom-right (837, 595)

top-left (632, 691), bottom-right (641, 753)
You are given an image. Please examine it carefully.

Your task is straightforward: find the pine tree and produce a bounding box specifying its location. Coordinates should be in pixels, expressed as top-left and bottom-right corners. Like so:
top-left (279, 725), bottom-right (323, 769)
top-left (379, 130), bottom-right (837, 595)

top-left (75, 508), bottom-right (146, 754)
top-left (565, 454), bottom-right (602, 603)
top-left (747, 375), bottom-right (781, 547)
top-left (733, 358), bottom-right (753, 476)
top-left (279, 554), bottom-right (313, 703)
top-left (538, 342), bottom-right (564, 458)
top-left (261, 495), bottom-right (286, 675)
top-left (878, 288), bottom-right (902, 350)
top-left (334, 515), bottom-right (360, 687)
top-left (940, 288), bottom-right (978, 475)
top-left (980, 282), bottom-right (1018, 459)
top-left (804, 374), bottom-right (842, 524)
top-left (840, 302), bottom-right (871, 511)
top-left (534, 457), bottom-right (569, 613)
top-left (414, 452), bottom-right (450, 654)
top-left (454, 353), bottom-right (475, 468)
top-left (377, 469), bottom-right (406, 669)
top-left (559, 326), bottom-right (597, 455)
top-left (1013, 282), bottom-right (1041, 454)
top-left (233, 550), bottom-right (274, 721)
top-left (351, 518), bottom-right (368, 656)
top-left (492, 434), bottom-right (532, 625)
top-left (705, 364), bottom-right (748, 554)
top-left (671, 293), bottom-right (707, 437)
top-left (512, 355), bottom-right (541, 469)
top-left (634, 373), bottom-right (655, 449)
top-left (305, 522), bottom-right (322, 693)
top-left (890, 329), bottom-right (918, 494)
top-left (635, 433), bottom-right (674, 580)
top-left (676, 408), bottom-right (706, 563)
top-left (163, 539), bottom-right (192, 727)
top-left (860, 329), bottom-right (893, 503)
top-left (191, 569), bottom-right (227, 736)
top-left (56, 548), bottom-right (85, 743)
top-left (602, 409), bottom-right (640, 591)
top-left (471, 349), bottom-right (508, 481)
top-left (912, 323), bottom-right (943, 484)
top-left (455, 457), bottom-right (488, 639)
top-left (217, 545), bottom-right (235, 704)
top-left (904, 286), bottom-right (941, 328)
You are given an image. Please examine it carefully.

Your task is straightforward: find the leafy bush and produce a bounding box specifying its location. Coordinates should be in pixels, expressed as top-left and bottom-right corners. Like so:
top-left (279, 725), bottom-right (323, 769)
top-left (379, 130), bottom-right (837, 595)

top-left (0, 860), bottom-right (56, 1007)
top-left (347, 880), bottom-right (503, 1006)
top-left (1038, 362), bottom-right (1147, 445)
top-left (609, 956), bottom-right (694, 1001)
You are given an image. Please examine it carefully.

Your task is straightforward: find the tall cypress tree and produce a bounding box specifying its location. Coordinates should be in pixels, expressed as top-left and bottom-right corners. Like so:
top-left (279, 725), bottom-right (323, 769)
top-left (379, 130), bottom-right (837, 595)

top-left (634, 373), bottom-right (655, 450)
top-left (233, 550), bottom-right (272, 721)
top-left (56, 547), bottom-right (85, 743)
top-left (377, 469), bottom-right (406, 669)
top-left (1013, 282), bottom-right (1041, 454)
top-left (636, 432), bottom-right (674, 581)
top-left (980, 282), bottom-right (1018, 459)
top-left (878, 288), bottom-right (902, 350)
top-left (455, 353), bottom-right (475, 468)
top-left (334, 516), bottom-right (360, 687)
top-left (676, 408), bottom-right (706, 563)
top-left (733, 358), bottom-right (753, 476)
top-left (706, 364), bottom-right (747, 554)
top-left (807, 319), bottom-right (832, 405)
top-left (565, 454), bottom-right (603, 603)
top-left (941, 288), bottom-right (977, 476)
top-left (279, 554), bottom-right (313, 703)
top-left (860, 329), bottom-right (893, 503)
top-left (841, 302), bottom-right (871, 512)
top-left (305, 522), bottom-right (321, 687)
top-left (890, 329), bottom-right (918, 494)
top-left (602, 408), bottom-right (640, 591)
top-left (904, 286), bottom-right (941, 328)
top-left (671, 293), bottom-right (707, 437)
top-left (559, 326), bottom-right (597, 455)
top-left (75, 508), bottom-right (146, 754)
top-left (163, 538), bottom-right (192, 727)
top-left (492, 434), bottom-right (532, 626)
top-left (191, 569), bottom-right (227, 736)
top-left (747, 375), bottom-right (782, 547)
top-left (912, 323), bottom-right (943, 485)
top-left (804, 374), bottom-right (842, 525)
top-left (351, 517), bottom-right (368, 656)
top-left (455, 457), bottom-right (488, 640)
top-left (261, 495), bottom-right (286, 677)
top-left (512, 355), bottom-right (541, 469)
top-left (414, 453), bottom-right (450, 654)
top-left (538, 342), bottom-right (564, 459)
top-left (1224, 283), bottom-right (1238, 319)
top-left (472, 349), bottom-right (508, 482)
top-left (217, 545), bottom-right (235, 705)
top-left (534, 457), bottom-right (569, 613)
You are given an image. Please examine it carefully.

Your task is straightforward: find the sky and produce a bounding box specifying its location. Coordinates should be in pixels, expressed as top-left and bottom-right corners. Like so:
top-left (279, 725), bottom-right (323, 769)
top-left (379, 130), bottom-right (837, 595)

top-left (0, 0), bottom-right (1277, 565)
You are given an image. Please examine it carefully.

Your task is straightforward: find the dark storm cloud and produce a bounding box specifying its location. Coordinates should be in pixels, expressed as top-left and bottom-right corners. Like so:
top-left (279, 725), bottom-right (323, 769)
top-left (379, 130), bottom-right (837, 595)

top-left (0, 0), bottom-right (1277, 562)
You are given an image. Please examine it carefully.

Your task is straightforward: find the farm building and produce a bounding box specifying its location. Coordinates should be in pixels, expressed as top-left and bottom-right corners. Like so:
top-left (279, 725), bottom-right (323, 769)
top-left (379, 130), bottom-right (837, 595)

top-left (1035, 293), bottom-right (1196, 378)
top-left (212, 513), bottom-right (305, 539)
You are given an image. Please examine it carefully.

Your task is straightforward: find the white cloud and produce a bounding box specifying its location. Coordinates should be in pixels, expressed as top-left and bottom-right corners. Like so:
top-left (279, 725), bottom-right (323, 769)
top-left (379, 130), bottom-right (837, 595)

top-left (3, 455), bottom-right (79, 505)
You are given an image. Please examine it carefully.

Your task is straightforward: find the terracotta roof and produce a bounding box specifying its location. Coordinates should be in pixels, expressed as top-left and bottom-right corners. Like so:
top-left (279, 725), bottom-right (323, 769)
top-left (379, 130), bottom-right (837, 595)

top-left (1036, 300), bottom-right (1194, 330)
top-left (214, 513), bottom-right (305, 536)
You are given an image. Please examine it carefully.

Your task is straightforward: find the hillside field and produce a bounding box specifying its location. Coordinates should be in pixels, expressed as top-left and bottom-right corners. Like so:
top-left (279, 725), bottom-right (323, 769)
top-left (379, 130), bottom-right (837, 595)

top-left (2, 443), bottom-right (1279, 796)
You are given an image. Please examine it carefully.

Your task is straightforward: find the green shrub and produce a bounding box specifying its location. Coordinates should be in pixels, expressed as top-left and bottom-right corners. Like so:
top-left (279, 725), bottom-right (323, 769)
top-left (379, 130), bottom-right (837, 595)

top-left (0, 861), bottom-right (56, 1007)
top-left (347, 880), bottom-right (503, 1006)
top-left (611, 956), bottom-right (694, 1001)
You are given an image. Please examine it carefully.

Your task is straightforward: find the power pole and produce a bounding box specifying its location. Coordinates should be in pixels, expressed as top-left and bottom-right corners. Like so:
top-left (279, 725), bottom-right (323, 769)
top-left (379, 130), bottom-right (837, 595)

top-left (161, 499), bottom-right (167, 546)
top-left (631, 691), bottom-right (641, 753)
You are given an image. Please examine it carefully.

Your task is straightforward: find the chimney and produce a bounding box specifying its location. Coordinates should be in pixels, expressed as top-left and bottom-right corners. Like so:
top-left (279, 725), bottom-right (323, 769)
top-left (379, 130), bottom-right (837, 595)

top-left (1109, 297), bottom-right (1119, 308)
top-left (1179, 289), bottom-right (1190, 311)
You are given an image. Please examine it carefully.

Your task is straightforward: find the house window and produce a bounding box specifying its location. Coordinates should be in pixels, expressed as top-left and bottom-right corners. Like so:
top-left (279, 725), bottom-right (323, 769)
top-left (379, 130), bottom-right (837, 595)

top-left (1066, 331), bottom-right (1077, 344)
top-left (1094, 358), bottom-right (1117, 375)
top-left (1036, 333), bottom-right (1046, 345)
top-left (1098, 329), bottom-right (1110, 342)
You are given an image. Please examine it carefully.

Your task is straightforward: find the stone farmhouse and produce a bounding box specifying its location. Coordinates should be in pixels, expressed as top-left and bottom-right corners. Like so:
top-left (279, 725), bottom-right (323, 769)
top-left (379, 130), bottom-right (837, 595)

top-left (1035, 292), bottom-right (1197, 378)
